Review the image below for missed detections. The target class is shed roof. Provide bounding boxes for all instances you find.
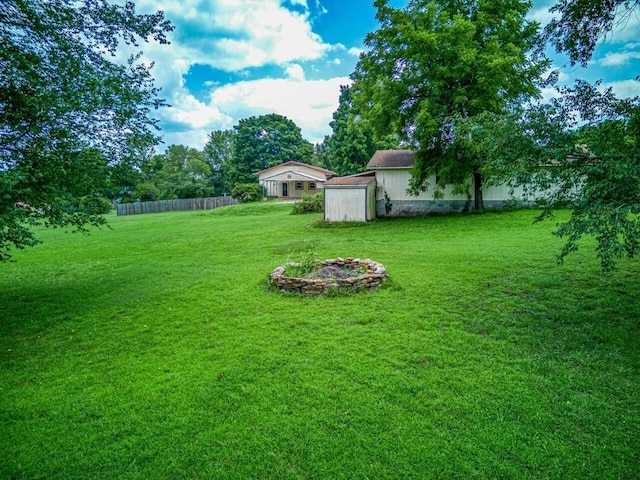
[366,150,415,169]
[325,172,376,186]
[255,161,336,177]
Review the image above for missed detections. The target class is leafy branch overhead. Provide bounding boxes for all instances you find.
[0,0,173,260]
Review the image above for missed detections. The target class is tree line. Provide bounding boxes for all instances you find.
[107,107,395,204]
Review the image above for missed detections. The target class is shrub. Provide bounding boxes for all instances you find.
[232,183,263,203]
[291,193,323,214]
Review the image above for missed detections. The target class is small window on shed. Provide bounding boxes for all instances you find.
[295,181,303,190]
[309,182,316,190]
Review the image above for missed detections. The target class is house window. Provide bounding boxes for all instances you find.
[309,182,316,190]
[295,181,303,190]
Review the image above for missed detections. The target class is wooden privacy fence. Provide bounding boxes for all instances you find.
[116,196,237,216]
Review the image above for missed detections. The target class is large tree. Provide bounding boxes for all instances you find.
[352,0,549,209]
[0,0,172,261]
[227,114,314,186]
[460,81,639,271]
[203,129,235,196]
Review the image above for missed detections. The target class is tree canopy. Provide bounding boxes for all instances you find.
[204,129,235,196]
[352,0,549,208]
[0,0,173,260]
[320,85,398,176]
[481,0,640,271]
[227,114,314,186]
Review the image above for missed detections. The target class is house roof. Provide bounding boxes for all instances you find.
[255,161,336,177]
[325,172,376,186]
[261,170,325,182]
[366,150,415,169]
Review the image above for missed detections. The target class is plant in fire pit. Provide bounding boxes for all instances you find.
[283,249,322,278]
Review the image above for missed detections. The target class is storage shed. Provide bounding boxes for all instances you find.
[324,173,376,222]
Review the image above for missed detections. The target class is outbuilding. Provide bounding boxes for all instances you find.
[324,149,540,222]
[323,172,377,222]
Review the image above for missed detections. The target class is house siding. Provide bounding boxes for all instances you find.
[273,180,321,199]
[374,169,472,215]
[374,170,539,216]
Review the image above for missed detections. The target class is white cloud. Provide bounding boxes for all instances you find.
[599,50,640,66]
[113,1,356,149]
[605,5,640,44]
[285,64,306,81]
[527,6,555,26]
[209,76,351,143]
[136,0,331,72]
[108,0,333,148]
[602,79,640,99]
[539,86,562,102]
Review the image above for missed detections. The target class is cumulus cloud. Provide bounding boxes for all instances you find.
[116,0,362,149]
[209,76,351,143]
[599,50,640,66]
[602,79,640,99]
[605,5,640,44]
[136,0,331,72]
[285,64,306,81]
[527,5,555,26]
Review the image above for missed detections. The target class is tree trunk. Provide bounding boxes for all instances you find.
[473,170,484,211]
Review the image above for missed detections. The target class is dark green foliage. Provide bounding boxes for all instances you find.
[203,129,236,196]
[228,114,314,186]
[320,85,398,176]
[291,193,324,214]
[232,183,264,203]
[0,0,173,260]
[352,0,549,208]
[133,145,213,200]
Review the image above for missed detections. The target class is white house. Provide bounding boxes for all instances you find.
[324,150,534,221]
[256,161,336,199]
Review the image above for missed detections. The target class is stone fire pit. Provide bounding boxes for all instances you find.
[270,257,388,295]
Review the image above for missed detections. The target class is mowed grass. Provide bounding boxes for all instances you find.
[1,203,638,479]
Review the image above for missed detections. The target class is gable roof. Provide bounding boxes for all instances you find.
[255,161,336,177]
[366,150,415,169]
[261,170,325,182]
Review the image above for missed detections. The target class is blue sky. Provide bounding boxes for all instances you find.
[130,0,640,149]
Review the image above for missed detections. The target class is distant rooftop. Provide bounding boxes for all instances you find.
[255,161,336,177]
[366,150,415,169]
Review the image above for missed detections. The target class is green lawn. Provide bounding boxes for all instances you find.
[1,204,638,479]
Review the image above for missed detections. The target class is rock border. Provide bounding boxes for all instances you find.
[270,257,388,295]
